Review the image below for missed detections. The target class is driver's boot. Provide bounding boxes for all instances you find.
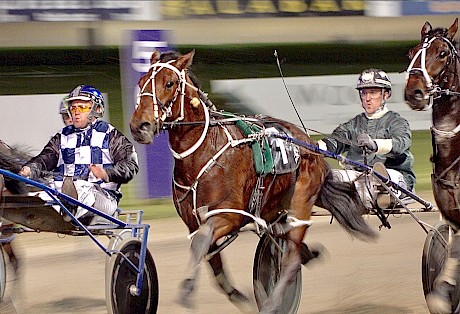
[426,231,460,314]
[372,162,392,209]
[60,176,78,221]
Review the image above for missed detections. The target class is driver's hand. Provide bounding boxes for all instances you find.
[19,166,31,178]
[357,134,378,153]
[90,164,109,182]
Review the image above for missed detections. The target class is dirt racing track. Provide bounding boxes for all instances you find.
[1,196,439,314]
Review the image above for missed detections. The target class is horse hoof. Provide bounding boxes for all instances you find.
[258,306,277,314]
[228,289,256,313]
[300,242,328,266]
[426,292,452,314]
[176,295,194,310]
[177,278,195,309]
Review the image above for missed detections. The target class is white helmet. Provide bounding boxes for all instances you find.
[356,69,392,92]
[59,96,69,114]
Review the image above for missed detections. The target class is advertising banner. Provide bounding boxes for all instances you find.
[162,0,364,19]
[0,1,160,22]
[120,30,173,198]
[402,1,460,16]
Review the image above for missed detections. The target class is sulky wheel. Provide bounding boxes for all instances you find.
[253,234,301,314]
[105,229,135,292]
[106,238,158,314]
[105,229,134,268]
[0,245,5,300]
[422,221,450,298]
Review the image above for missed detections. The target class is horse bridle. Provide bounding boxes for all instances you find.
[137,60,185,124]
[406,35,460,110]
[406,35,460,141]
[136,60,211,159]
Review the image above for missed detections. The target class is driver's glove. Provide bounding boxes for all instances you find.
[357,133,378,153]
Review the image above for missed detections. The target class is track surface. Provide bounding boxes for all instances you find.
[0,206,440,314]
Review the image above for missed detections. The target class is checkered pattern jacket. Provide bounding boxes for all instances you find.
[25,120,138,201]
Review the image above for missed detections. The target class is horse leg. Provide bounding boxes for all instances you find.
[207,252,255,313]
[259,230,304,314]
[2,241,18,272]
[260,159,319,313]
[178,222,214,309]
[300,242,327,266]
[427,228,460,313]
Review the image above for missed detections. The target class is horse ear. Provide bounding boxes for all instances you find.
[175,50,195,70]
[447,18,458,40]
[421,21,432,39]
[150,50,161,65]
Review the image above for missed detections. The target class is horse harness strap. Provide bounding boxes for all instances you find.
[172,115,300,227]
[431,131,460,209]
[173,122,265,225]
[432,124,460,141]
[170,97,211,159]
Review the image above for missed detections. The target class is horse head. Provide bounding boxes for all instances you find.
[404,18,459,111]
[130,49,198,144]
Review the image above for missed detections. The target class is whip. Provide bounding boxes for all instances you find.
[274,50,308,134]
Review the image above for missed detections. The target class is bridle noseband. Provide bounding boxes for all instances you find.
[137,60,186,124]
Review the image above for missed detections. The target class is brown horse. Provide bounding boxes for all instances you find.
[0,140,30,274]
[130,49,377,313]
[404,18,460,313]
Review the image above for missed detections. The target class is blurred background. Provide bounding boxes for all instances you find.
[0,0,458,218]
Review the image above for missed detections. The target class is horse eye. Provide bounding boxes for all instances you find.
[439,51,448,59]
[166,80,174,88]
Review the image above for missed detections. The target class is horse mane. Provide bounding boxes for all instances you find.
[159,50,202,89]
[423,27,460,54]
[426,27,450,39]
[427,27,458,44]
[0,145,31,194]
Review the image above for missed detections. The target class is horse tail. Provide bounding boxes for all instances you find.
[317,170,378,241]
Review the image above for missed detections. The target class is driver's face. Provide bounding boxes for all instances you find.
[69,100,93,129]
[359,88,389,115]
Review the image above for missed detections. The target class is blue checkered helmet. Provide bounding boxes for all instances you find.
[67,85,105,118]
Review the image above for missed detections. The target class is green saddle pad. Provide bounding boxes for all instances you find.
[235,119,273,175]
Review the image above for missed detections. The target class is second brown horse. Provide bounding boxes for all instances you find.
[130,49,377,313]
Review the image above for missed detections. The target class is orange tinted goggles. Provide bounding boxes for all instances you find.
[69,104,92,113]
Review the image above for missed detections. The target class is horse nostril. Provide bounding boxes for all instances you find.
[139,122,152,132]
[414,89,425,101]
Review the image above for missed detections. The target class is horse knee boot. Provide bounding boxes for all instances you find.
[427,257,458,313]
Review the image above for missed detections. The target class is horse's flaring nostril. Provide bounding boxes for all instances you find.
[139,122,152,132]
[414,89,424,101]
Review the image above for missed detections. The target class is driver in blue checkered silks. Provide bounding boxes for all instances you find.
[19,85,139,225]
[317,69,416,210]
